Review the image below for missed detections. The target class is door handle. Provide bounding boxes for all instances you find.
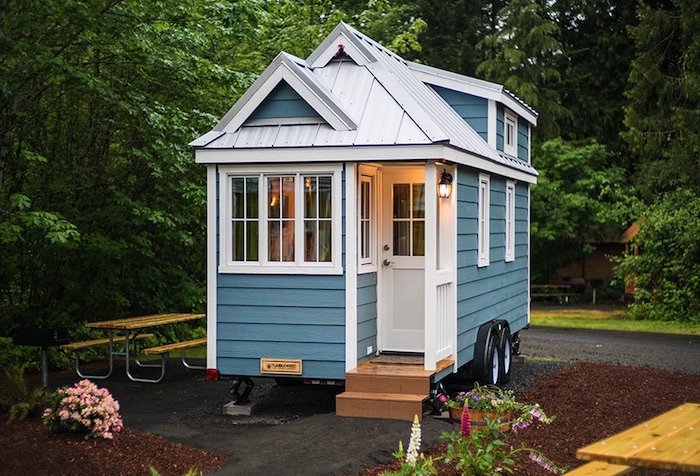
[383,259,394,267]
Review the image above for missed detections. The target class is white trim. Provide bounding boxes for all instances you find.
[358,165,378,273]
[505,181,515,262]
[527,185,532,326]
[218,163,343,275]
[504,111,517,158]
[488,100,497,149]
[216,53,356,134]
[206,165,218,369]
[194,144,538,184]
[345,163,358,372]
[424,163,438,371]
[478,173,490,267]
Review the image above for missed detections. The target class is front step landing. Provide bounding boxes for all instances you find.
[336,391,426,421]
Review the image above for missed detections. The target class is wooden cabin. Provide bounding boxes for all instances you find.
[190,23,539,420]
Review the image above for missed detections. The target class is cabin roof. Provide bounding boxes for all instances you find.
[191,22,537,179]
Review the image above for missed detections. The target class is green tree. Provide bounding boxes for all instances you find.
[552,0,637,155]
[618,0,700,322]
[476,0,571,139]
[0,0,261,331]
[531,138,630,282]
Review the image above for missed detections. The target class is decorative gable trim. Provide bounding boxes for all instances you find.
[307,29,375,67]
[214,52,357,134]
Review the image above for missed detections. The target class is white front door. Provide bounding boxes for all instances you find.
[380,169,425,352]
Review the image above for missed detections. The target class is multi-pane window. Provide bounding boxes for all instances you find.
[231,177,259,262]
[360,175,373,264]
[220,165,341,274]
[392,183,425,257]
[504,112,517,157]
[505,181,515,262]
[478,174,490,267]
[303,175,332,262]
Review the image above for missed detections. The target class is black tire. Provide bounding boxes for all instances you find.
[498,327,513,384]
[473,323,500,385]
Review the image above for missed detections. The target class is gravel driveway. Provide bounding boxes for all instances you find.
[52,326,699,475]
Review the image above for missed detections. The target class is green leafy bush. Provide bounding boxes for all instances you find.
[0,364,48,422]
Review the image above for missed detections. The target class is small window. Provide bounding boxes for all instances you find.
[505,181,515,262]
[478,174,490,267]
[219,164,342,274]
[359,172,376,269]
[504,112,517,157]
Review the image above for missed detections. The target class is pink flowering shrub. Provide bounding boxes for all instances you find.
[42,379,123,440]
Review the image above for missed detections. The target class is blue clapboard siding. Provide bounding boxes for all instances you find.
[216,274,346,379]
[455,168,529,367]
[517,120,529,162]
[430,85,488,141]
[249,81,322,120]
[356,272,378,363]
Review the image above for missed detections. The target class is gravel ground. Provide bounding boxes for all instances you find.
[43,325,698,475]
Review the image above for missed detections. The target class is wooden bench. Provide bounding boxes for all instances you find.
[532,284,574,303]
[564,461,635,475]
[61,333,154,379]
[142,337,207,372]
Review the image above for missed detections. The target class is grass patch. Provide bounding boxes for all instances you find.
[524,355,569,363]
[531,307,700,335]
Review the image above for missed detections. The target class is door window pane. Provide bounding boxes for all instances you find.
[412,221,425,256]
[393,184,410,218]
[412,184,425,218]
[393,221,410,256]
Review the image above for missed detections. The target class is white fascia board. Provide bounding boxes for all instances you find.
[194,144,538,183]
[408,63,538,126]
[216,54,356,134]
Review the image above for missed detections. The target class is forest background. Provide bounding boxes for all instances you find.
[1,0,698,367]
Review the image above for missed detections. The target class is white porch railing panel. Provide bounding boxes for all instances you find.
[435,269,453,362]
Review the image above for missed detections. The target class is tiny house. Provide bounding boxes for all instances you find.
[191,23,538,420]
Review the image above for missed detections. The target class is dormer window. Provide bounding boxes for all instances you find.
[504,112,517,157]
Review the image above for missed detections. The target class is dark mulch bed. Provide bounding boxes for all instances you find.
[1,362,698,475]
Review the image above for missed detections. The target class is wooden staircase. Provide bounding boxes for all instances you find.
[336,358,454,421]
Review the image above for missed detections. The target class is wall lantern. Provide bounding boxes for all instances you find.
[437,169,453,198]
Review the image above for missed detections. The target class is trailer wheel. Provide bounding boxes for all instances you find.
[499,327,513,384]
[473,323,500,385]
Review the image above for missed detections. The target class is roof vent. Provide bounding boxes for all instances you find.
[334,44,348,59]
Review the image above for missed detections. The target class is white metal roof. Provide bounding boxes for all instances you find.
[191,22,537,180]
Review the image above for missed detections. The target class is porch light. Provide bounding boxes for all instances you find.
[437,169,453,198]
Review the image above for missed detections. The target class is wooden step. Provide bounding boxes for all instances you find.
[336,391,426,421]
[345,372,429,395]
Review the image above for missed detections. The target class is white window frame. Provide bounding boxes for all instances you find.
[504,111,517,157]
[358,165,378,273]
[218,164,343,275]
[478,173,490,267]
[505,181,515,262]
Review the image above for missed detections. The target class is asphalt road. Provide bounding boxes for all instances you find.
[520,326,699,374]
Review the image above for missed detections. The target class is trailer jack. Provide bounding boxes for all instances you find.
[229,377,254,405]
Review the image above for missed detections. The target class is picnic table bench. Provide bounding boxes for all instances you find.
[531,284,574,303]
[62,313,206,383]
[564,461,634,475]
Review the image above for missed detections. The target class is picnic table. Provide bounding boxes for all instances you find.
[531,284,573,303]
[62,313,206,383]
[575,403,700,475]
